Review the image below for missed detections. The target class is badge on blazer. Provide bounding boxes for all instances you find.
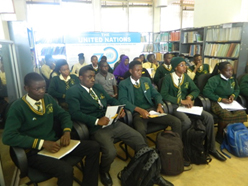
[231,82,235,89]
[46,104,53,114]
[70,79,75,85]
[100,94,105,99]
[144,82,150,90]
[184,82,189,89]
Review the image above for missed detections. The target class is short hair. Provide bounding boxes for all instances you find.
[163,52,171,59]
[179,54,185,57]
[147,54,154,61]
[193,54,201,60]
[78,53,85,60]
[133,57,140,61]
[53,59,68,74]
[24,72,44,86]
[91,55,97,61]
[101,55,107,61]
[129,61,142,69]
[99,60,108,67]
[79,65,94,76]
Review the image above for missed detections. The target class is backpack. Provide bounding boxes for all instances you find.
[183,119,212,164]
[156,131,184,175]
[118,146,161,186]
[221,123,248,158]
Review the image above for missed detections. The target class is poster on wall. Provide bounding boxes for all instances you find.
[64,32,143,68]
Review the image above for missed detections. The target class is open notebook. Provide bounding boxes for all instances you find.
[38,139,80,159]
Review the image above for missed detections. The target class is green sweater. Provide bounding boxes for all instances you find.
[188,64,210,83]
[240,74,248,97]
[66,83,120,134]
[154,64,174,86]
[2,94,72,150]
[203,74,239,102]
[160,73,200,104]
[48,74,79,103]
[134,86,151,110]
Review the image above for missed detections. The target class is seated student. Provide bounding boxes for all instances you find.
[139,54,147,63]
[95,61,117,98]
[71,53,87,76]
[2,72,100,186]
[123,57,151,80]
[113,55,129,84]
[154,53,173,86]
[240,73,248,99]
[143,54,159,78]
[86,55,99,73]
[118,61,182,143]
[48,59,79,110]
[187,54,212,85]
[100,55,113,73]
[113,54,125,70]
[203,62,247,143]
[160,57,226,161]
[66,66,172,186]
[40,54,55,80]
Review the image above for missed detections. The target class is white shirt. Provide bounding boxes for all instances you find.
[220,74,229,81]
[25,94,44,150]
[130,77,140,85]
[171,72,183,86]
[59,74,71,82]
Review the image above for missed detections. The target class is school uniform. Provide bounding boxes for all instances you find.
[66,83,146,172]
[48,74,79,109]
[142,62,159,78]
[118,77,182,142]
[187,64,210,84]
[71,62,87,76]
[154,63,174,86]
[240,73,248,97]
[2,94,100,186]
[203,74,247,124]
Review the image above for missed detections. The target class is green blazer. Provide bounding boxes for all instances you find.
[240,74,248,97]
[118,77,163,113]
[66,83,120,134]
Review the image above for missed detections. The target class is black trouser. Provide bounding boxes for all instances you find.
[27,140,100,186]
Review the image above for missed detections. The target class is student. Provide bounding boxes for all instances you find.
[139,54,147,63]
[113,54,125,70]
[203,61,247,143]
[123,57,151,80]
[48,59,79,110]
[65,66,151,186]
[2,72,100,186]
[160,57,226,161]
[95,61,118,98]
[87,55,99,73]
[113,55,129,84]
[240,73,248,99]
[71,53,87,76]
[143,54,159,78]
[154,53,174,86]
[40,54,55,80]
[118,61,182,143]
[100,55,113,73]
[187,54,211,85]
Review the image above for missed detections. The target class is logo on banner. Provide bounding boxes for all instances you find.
[94,47,118,64]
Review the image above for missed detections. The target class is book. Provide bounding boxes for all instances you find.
[218,100,246,111]
[177,106,203,116]
[38,139,81,159]
[103,105,125,128]
[141,110,167,118]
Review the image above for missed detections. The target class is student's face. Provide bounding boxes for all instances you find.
[79,58,85,64]
[100,62,109,74]
[124,59,129,66]
[91,57,98,67]
[149,55,155,62]
[79,70,95,88]
[175,62,187,75]
[164,54,173,64]
[194,56,202,66]
[60,64,70,77]
[221,64,233,79]
[25,80,46,101]
[140,55,145,62]
[129,64,142,81]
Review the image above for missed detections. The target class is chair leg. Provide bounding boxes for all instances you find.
[117,142,131,161]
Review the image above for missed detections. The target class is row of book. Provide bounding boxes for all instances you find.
[40,46,66,56]
[204,58,237,73]
[160,43,179,52]
[141,35,148,42]
[206,27,242,41]
[182,31,203,43]
[154,32,181,42]
[204,43,240,58]
[143,44,154,52]
[189,45,202,56]
[170,32,180,41]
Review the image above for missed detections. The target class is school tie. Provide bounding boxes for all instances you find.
[177,78,182,105]
[89,88,103,109]
[35,102,41,111]
[135,81,139,86]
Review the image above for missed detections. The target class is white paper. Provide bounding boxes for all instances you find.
[103,105,125,128]
[148,110,167,118]
[176,106,203,116]
[218,100,246,111]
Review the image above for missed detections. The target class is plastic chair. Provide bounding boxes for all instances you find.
[9,121,85,186]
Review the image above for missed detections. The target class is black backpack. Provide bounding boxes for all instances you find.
[118,146,162,186]
[183,118,212,164]
[156,131,184,175]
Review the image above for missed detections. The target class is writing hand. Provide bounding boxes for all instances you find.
[43,141,60,153]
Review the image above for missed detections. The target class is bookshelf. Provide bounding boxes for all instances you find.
[203,22,248,76]
[141,32,153,53]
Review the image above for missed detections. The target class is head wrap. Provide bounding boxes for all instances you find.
[171,57,185,70]
[113,55,129,79]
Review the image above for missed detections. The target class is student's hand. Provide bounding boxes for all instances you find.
[43,141,61,153]
[156,104,164,113]
[136,107,150,119]
[118,109,125,118]
[97,117,110,126]
[229,95,234,103]
[181,98,193,108]
[60,132,71,147]
[221,98,231,104]
[118,77,124,80]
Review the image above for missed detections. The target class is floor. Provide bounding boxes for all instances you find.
[1,126,248,186]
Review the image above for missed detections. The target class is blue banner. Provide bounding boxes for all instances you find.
[65,32,141,44]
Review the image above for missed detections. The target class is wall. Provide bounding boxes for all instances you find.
[194,0,245,27]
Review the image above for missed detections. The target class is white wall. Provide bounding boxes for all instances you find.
[194,0,245,27]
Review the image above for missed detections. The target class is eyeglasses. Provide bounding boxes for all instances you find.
[177,63,187,67]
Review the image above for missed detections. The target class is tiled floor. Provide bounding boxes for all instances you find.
[1,127,248,186]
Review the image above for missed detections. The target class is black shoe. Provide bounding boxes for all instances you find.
[156,176,174,186]
[100,171,113,186]
[216,133,223,144]
[209,150,226,161]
